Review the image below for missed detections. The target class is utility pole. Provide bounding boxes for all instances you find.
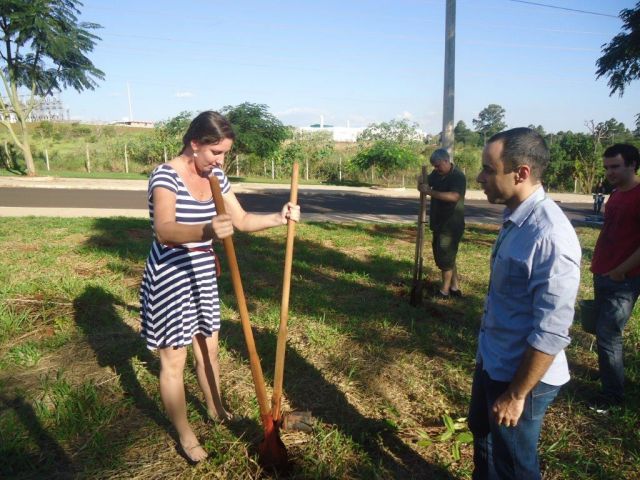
[127,82,134,122]
[441,0,456,159]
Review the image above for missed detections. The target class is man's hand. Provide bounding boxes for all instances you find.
[492,391,525,427]
[417,181,431,195]
[606,267,626,282]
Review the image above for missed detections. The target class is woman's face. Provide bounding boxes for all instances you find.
[192,138,233,175]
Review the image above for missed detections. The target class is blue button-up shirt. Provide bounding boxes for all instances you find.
[478,187,581,386]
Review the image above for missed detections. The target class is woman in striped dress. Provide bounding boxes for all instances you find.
[139,111,300,463]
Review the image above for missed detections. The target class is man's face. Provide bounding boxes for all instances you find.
[603,154,635,188]
[431,159,451,176]
[476,141,516,205]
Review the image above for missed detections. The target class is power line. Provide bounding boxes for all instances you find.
[506,0,618,18]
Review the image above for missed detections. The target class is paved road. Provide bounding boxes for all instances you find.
[0,186,596,225]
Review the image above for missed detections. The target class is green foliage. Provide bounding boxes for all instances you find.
[353,140,420,182]
[473,104,507,141]
[418,415,473,462]
[0,1,104,95]
[527,124,547,137]
[156,110,193,138]
[6,342,41,367]
[453,147,481,183]
[0,0,104,175]
[546,141,576,191]
[35,372,119,443]
[357,118,424,145]
[286,130,335,180]
[221,102,288,161]
[454,120,480,146]
[555,131,603,193]
[596,3,640,96]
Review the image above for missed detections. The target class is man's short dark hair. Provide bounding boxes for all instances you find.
[487,127,549,180]
[603,143,640,172]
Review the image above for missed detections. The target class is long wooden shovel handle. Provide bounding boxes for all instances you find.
[410,165,428,306]
[209,176,271,419]
[272,162,299,421]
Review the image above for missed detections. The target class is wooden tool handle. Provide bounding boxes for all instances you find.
[209,175,271,417]
[271,162,299,421]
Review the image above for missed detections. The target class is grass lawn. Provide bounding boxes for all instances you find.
[0,217,638,479]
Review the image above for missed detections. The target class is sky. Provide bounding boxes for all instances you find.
[60,0,640,134]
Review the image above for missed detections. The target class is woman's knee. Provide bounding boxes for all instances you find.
[159,347,187,374]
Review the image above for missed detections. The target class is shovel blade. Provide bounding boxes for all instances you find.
[258,415,289,471]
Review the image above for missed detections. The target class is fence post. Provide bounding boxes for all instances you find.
[306,158,309,181]
[339,156,342,182]
[271,158,275,179]
[236,155,240,177]
[85,144,91,173]
[124,144,129,173]
[163,146,168,163]
[45,148,50,171]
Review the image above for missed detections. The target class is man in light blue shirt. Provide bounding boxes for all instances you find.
[469,128,581,480]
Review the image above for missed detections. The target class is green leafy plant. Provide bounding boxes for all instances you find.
[418,414,474,462]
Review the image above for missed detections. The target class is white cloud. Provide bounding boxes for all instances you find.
[275,106,319,116]
[176,91,194,98]
[398,111,414,120]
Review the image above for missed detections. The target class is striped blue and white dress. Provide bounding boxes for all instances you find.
[139,164,230,350]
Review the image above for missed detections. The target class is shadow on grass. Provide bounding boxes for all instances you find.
[0,394,75,479]
[221,319,457,479]
[71,285,240,471]
[81,217,487,475]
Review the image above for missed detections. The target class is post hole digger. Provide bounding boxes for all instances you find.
[271,163,314,434]
[410,165,428,306]
[209,163,311,470]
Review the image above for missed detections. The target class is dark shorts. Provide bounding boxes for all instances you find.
[432,229,463,271]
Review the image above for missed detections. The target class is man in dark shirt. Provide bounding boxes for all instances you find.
[417,148,466,297]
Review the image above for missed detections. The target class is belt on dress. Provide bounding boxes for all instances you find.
[163,243,221,277]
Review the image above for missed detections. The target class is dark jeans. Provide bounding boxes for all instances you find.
[468,365,560,480]
[593,273,640,403]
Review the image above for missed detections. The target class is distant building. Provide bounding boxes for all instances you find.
[110,120,155,128]
[0,95,68,123]
[296,115,428,143]
[298,125,366,143]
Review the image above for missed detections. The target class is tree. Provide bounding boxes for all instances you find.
[473,104,507,143]
[598,117,630,143]
[0,0,104,175]
[596,2,640,96]
[352,140,420,184]
[220,102,288,175]
[287,130,334,180]
[635,113,640,137]
[454,120,479,146]
[527,124,547,138]
[357,118,424,145]
[555,126,605,194]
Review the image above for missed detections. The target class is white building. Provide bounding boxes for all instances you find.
[298,125,366,142]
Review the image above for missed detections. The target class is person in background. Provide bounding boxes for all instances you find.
[470,127,581,479]
[592,179,606,215]
[417,148,466,298]
[139,111,300,463]
[590,143,640,409]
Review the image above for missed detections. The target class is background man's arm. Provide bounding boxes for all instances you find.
[607,245,640,281]
[417,183,461,203]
